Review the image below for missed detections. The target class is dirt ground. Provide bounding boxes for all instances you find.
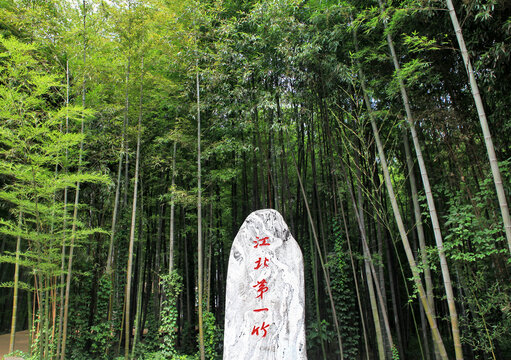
[0,330,29,359]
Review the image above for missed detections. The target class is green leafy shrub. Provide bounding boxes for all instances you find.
[202,311,219,359]
[159,271,183,358]
[327,219,361,358]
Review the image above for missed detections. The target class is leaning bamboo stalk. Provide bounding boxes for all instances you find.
[338,199,370,360]
[363,95,449,359]
[342,152,395,356]
[291,150,345,359]
[403,130,438,360]
[352,23,448,358]
[402,131,435,310]
[354,151,386,360]
[365,97,449,359]
[377,1,463,355]
[366,250,386,360]
[445,0,511,254]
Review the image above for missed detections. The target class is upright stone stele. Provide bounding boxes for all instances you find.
[223,209,307,359]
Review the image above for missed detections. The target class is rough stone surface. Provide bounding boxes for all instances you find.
[223,209,307,360]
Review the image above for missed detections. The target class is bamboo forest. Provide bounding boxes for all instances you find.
[0,0,510,359]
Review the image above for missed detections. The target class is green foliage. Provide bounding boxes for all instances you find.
[0,33,108,358]
[201,311,219,360]
[67,274,94,360]
[457,273,511,356]
[392,344,400,360]
[306,318,334,352]
[402,32,441,53]
[443,163,509,262]
[159,271,184,358]
[440,160,511,353]
[172,354,199,360]
[89,275,115,359]
[327,219,360,359]
[141,301,161,354]
[4,350,29,359]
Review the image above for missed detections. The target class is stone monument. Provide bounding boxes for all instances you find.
[223,209,307,359]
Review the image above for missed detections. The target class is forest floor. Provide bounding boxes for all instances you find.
[0,330,29,359]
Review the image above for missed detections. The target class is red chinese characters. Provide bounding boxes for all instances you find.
[251,236,271,337]
[253,236,270,248]
[254,257,269,270]
[251,322,270,337]
[253,279,269,300]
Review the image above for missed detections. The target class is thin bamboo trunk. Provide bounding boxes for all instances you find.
[169,141,176,274]
[106,70,128,274]
[310,115,328,272]
[123,1,133,208]
[385,235,405,359]
[43,277,50,358]
[352,20,447,359]
[206,201,213,313]
[184,214,191,325]
[8,212,22,354]
[61,185,82,360]
[124,55,144,360]
[130,57,145,359]
[362,92,449,359]
[369,106,448,359]
[367,259,385,360]
[403,130,437,360]
[251,83,261,210]
[309,225,327,360]
[419,294,432,360]
[51,275,57,358]
[38,274,44,360]
[131,231,145,359]
[344,152,395,356]
[61,2,86,356]
[196,59,205,360]
[56,58,70,360]
[355,149,385,360]
[339,199,370,360]
[376,1,463,355]
[269,107,278,211]
[291,150,345,359]
[445,0,511,254]
[28,285,32,356]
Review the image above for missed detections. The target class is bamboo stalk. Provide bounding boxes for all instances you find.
[352,21,448,358]
[61,2,87,357]
[169,141,176,274]
[445,0,511,255]
[196,57,205,360]
[8,212,22,354]
[291,150,345,359]
[129,55,145,360]
[376,0,463,355]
